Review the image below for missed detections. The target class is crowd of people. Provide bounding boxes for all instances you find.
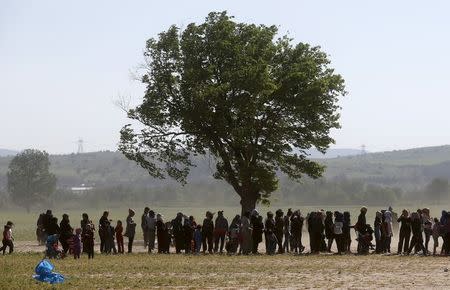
[3,206,450,258]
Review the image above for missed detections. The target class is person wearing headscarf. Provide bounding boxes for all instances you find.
[383,211,393,253]
[240,211,252,255]
[99,211,109,253]
[156,214,168,253]
[172,212,184,254]
[59,214,73,254]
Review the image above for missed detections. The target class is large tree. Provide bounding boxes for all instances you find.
[7,149,56,211]
[119,12,346,214]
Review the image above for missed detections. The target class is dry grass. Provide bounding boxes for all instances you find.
[2,252,450,289]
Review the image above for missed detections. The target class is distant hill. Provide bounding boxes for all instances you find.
[1,145,450,192]
[0,149,18,157]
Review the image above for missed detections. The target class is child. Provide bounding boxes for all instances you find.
[194,224,202,254]
[115,220,124,254]
[432,218,441,256]
[73,228,82,259]
[1,221,14,255]
[84,224,95,259]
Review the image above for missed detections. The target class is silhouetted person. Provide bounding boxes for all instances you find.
[397,209,411,254]
[125,209,136,253]
[275,209,284,254]
[214,211,228,253]
[99,211,109,253]
[172,212,184,254]
[202,211,214,254]
[251,211,263,254]
[59,214,73,254]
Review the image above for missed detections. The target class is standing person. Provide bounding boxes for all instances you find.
[1,221,14,255]
[156,214,167,253]
[333,212,344,254]
[36,213,46,245]
[251,211,263,254]
[240,211,252,255]
[99,211,109,253]
[374,211,382,253]
[422,208,432,255]
[343,211,351,253]
[202,211,214,254]
[83,224,95,259]
[194,224,202,254]
[290,212,301,253]
[397,209,411,255]
[73,228,82,259]
[274,209,284,254]
[354,207,367,254]
[115,220,124,254]
[283,209,292,253]
[81,213,92,254]
[408,212,427,255]
[42,210,53,241]
[105,221,117,254]
[440,211,449,254]
[432,217,441,256]
[227,215,240,255]
[172,213,184,254]
[59,214,73,254]
[147,210,157,253]
[183,216,194,254]
[125,209,136,253]
[214,211,228,253]
[141,207,150,249]
[325,211,334,252]
[264,212,275,254]
[383,211,393,253]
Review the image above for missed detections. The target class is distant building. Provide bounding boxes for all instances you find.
[70,184,93,195]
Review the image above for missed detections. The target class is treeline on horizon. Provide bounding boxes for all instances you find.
[0,175,449,209]
[1,148,450,209]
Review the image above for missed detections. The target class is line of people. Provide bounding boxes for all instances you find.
[12,205,450,258]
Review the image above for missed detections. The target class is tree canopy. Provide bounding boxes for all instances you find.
[119,11,346,214]
[7,149,56,211]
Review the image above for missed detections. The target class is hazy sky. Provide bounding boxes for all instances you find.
[1,0,450,154]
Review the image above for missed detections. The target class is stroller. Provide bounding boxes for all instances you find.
[45,234,65,259]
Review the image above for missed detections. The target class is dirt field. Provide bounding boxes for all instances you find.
[2,251,450,289]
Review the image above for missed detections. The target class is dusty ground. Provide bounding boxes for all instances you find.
[2,251,450,289]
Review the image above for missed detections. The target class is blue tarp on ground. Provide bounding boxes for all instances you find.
[33,259,65,284]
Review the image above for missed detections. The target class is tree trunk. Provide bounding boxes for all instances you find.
[240,195,258,217]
